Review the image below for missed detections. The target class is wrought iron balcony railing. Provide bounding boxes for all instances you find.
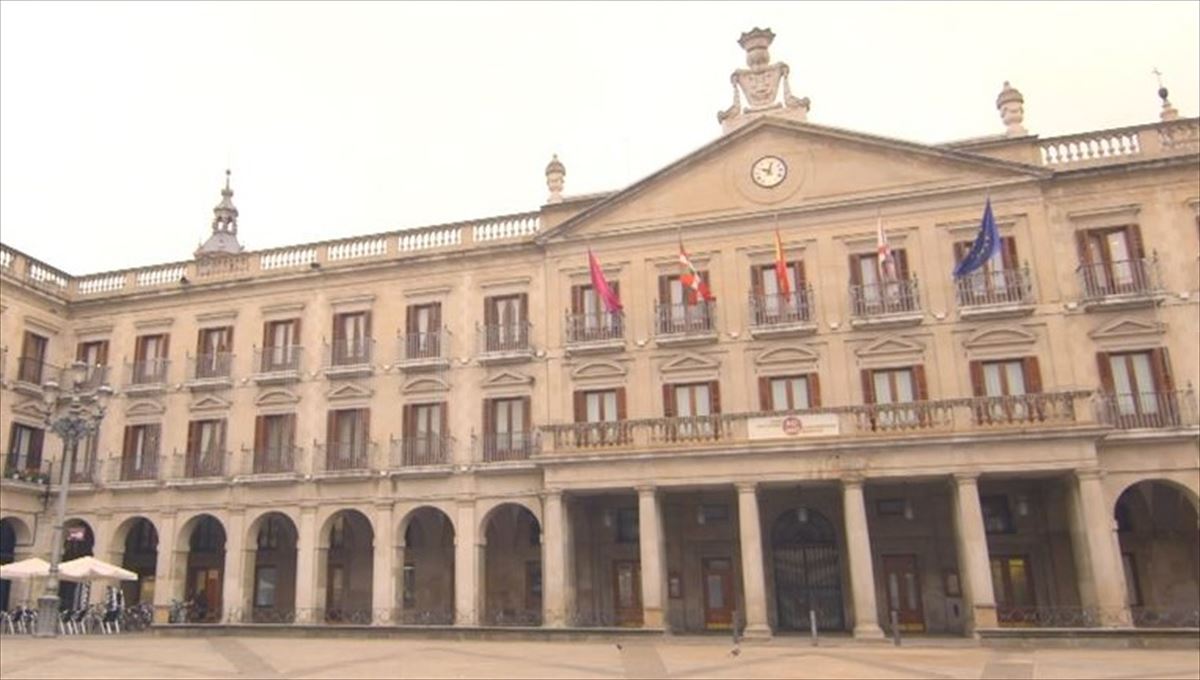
[188,352,234,381]
[114,453,160,482]
[955,267,1034,308]
[850,278,921,318]
[317,442,375,473]
[178,449,229,479]
[15,357,57,387]
[1077,257,1162,301]
[477,321,533,355]
[325,338,374,368]
[254,345,304,375]
[655,301,716,336]
[3,452,51,485]
[397,330,448,362]
[76,363,110,391]
[749,288,815,328]
[248,446,302,475]
[480,432,538,463]
[127,358,170,386]
[389,435,453,467]
[1096,389,1197,430]
[564,311,625,345]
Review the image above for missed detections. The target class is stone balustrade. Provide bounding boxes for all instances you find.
[1038,118,1198,168]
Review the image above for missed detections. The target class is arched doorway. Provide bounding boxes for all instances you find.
[184,515,226,622]
[398,507,455,624]
[483,503,542,626]
[0,517,29,611]
[59,519,95,611]
[1114,480,1200,627]
[247,512,298,623]
[772,508,844,631]
[118,517,158,605]
[321,510,373,623]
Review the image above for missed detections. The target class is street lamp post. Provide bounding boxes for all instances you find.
[34,361,112,637]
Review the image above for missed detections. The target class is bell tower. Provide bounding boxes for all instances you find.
[194,169,244,258]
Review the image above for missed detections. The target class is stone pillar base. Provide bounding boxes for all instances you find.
[852,624,886,639]
[971,604,998,630]
[741,623,773,641]
[642,608,664,628]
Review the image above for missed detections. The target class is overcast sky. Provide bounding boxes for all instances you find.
[1,1,1197,275]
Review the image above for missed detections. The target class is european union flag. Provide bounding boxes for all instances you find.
[953,198,999,279]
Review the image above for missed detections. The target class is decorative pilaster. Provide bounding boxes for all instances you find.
[454,500,480,626]
[842,476,884,638]
[371,502,395,625]
[637,485,668,629]
[221,509,245,622]
[951,473,998,632]
[293,504,319,621]
[736,482,771,639]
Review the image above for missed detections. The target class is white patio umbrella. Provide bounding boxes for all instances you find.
[0,557,50,580]
[58,556,138,582]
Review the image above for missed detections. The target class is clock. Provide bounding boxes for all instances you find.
[751,156,788,188]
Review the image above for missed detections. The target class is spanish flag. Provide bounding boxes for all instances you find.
[773,229,791,303]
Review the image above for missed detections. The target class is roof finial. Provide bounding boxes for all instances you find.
[545,154,565,204]
[996,81,1027,137]
[1153,68,1179,122]
[195,169,244,259]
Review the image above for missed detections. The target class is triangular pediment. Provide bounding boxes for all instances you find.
[660,351,721,374]
[255,388,300,407]
[539,117,1046,243]
[126,400,166,417]
[483,370,534,388]
[1088,316,1165,341]
[754,345,819,367]
[570,360,628,381]
[856,335,925,359]
[10,398,50,420]
[402,376,450,394]
[964,324,1038,349]
[189,394,231,412]
[326,382,375,401]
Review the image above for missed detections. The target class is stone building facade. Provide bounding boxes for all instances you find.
[1,29,1198,638]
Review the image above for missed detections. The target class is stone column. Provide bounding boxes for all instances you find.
[371,502,395,625]
[221,509,245,622]
[736,482,771,639]
[541,489,571,627]
[151,512,177,623]
[842,477,884,638]
[293,504,319,623]
[1073,469,1131,627]
[637,485,668,629]
[951,473,998,632]
[454,500,480,626]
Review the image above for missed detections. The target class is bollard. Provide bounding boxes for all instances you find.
[890,610,901,647]
[809,609,818,647]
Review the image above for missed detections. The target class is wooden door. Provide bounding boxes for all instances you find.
[188,566,222,622]
[882,554,925,632]
[612,560,643,626]
[701,558,735,630]
[990,555,1036,626]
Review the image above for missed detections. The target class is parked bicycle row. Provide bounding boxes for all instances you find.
[0,602,154,635]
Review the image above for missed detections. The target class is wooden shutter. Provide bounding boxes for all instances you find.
[123,426,136,457]
[292,319,302,348]
[187,421,199,457]
[750,265,764,296]
[969,361,986,397]
[262,321,272,349]
[285,414,297,447]
[758,377,773,411]
[1001,237,1019,270]
[75,342,86,362]
[953,241,968,265]
[254,416,266,454]
[402,404,413,437]
[484,298,498,327]
[133,336,145,363]
[1126,225,1146,260]
[658,274,671,305]
[159,335,169,360]
[570,285,585,315]
[440,402,449,437]
[217,419,227,455]
[1075,232,1093,265]
[326,410,337,450]
[482,399,495,436]
[360,408,371,448]
[196,329,206,356]
[616,387,627,420]
[894,249,910,279]
[332,314,345,343]
[1150,348,1175,393]
[662,384,676,418]
[793,261,806,287]
[147,425,161,457]
[430,303,442,332]
[1096,353,1115,393]
[405,306,416,335]
[1023,357,1043,393]
[808,373,822,408]
[363,312,373,343]
[20,332,34,360]
[29,428,44,459]
[861,370,876,404]
[700,270,712,300]
[517,294,529,323]
[912,365,929,401]
[849,255,863,286]
[709,381,722,414]
[521,396,531,432]
[573,391,586,423]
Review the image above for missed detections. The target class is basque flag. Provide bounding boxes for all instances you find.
[953,198,999,279]
[679,243,714,304]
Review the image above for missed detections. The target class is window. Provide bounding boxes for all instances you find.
[759,374,819,411]
[484,397,531,460]
[663,381,721,439]
[657,273,712,333]
[257,516,282,551]
[405,303,442,358]
[402,402,446,464]
[186,419,226,477]
[1077,225,1148,295]
[253,414,296,473]
[484,295,528,351]
[262,319,300,371]
[1098,349,1176,425]
[955,237,1020,304]
[254,566,277,608]
[329,515,347,549]
[850,250,915,314]
[72,433,100,481]
[969,358,1042,423]
[332,311,371,364]
[17,331,48,384]
[121,424,160,480]
[568,284,622,341]
[615,508,639,544]
[861,366,927,428]
[133,334,169,383]
[1121,553,1143,607]
[326,409,370,467]
[402,564,416,608]
[751,261,806,322]
[195,327,232,378]
[876,499,907,517]
[6,424,44,471]
[573,388,627,445]
[525,560,542,611]
[981,495,1015,534]
[75,340,109,387]
[698,504,729,524]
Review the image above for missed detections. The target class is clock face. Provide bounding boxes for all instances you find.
[751,156,788,188]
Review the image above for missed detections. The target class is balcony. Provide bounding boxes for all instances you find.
[165,450,230,488]
[538,391,1095,457]
[389,435,453,470]
[125,358,170,395]
[314,442,376,481]
[323,339,374,379]
[107,453,161,489]
[185,352,233,390]
[749,288,817,338]
[654,301,718,346]
[68,454,99,486]
[564,311,625,354]
[477,321,535,364]
[480,432,539,463]
[395,331,450,371]
[253,345,304,384]
[955,267,1035,319]
[238,446,304,484]
[77,364,110,391]
[849,278,923,328]
[12,358,58,397]
[1096,389,1197,430]
[2,452,52,488]
[1077,257,1164,310]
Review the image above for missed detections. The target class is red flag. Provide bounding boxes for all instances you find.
[587,249,623,313]
[773,229,791,303]
[678,243,714,304]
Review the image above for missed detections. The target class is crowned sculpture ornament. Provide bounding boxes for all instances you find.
[996,81,1027,137]
[545,154,565,204]
[717,28,810,133]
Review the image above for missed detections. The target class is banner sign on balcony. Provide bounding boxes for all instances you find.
[748,414,840,440]
[67,526,87,541]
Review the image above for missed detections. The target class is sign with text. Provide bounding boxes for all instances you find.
[748,413,840,440]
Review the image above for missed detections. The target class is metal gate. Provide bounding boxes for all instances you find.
[772,509,844,631]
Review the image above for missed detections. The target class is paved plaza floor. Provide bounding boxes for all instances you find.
[1,634,1198,679]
